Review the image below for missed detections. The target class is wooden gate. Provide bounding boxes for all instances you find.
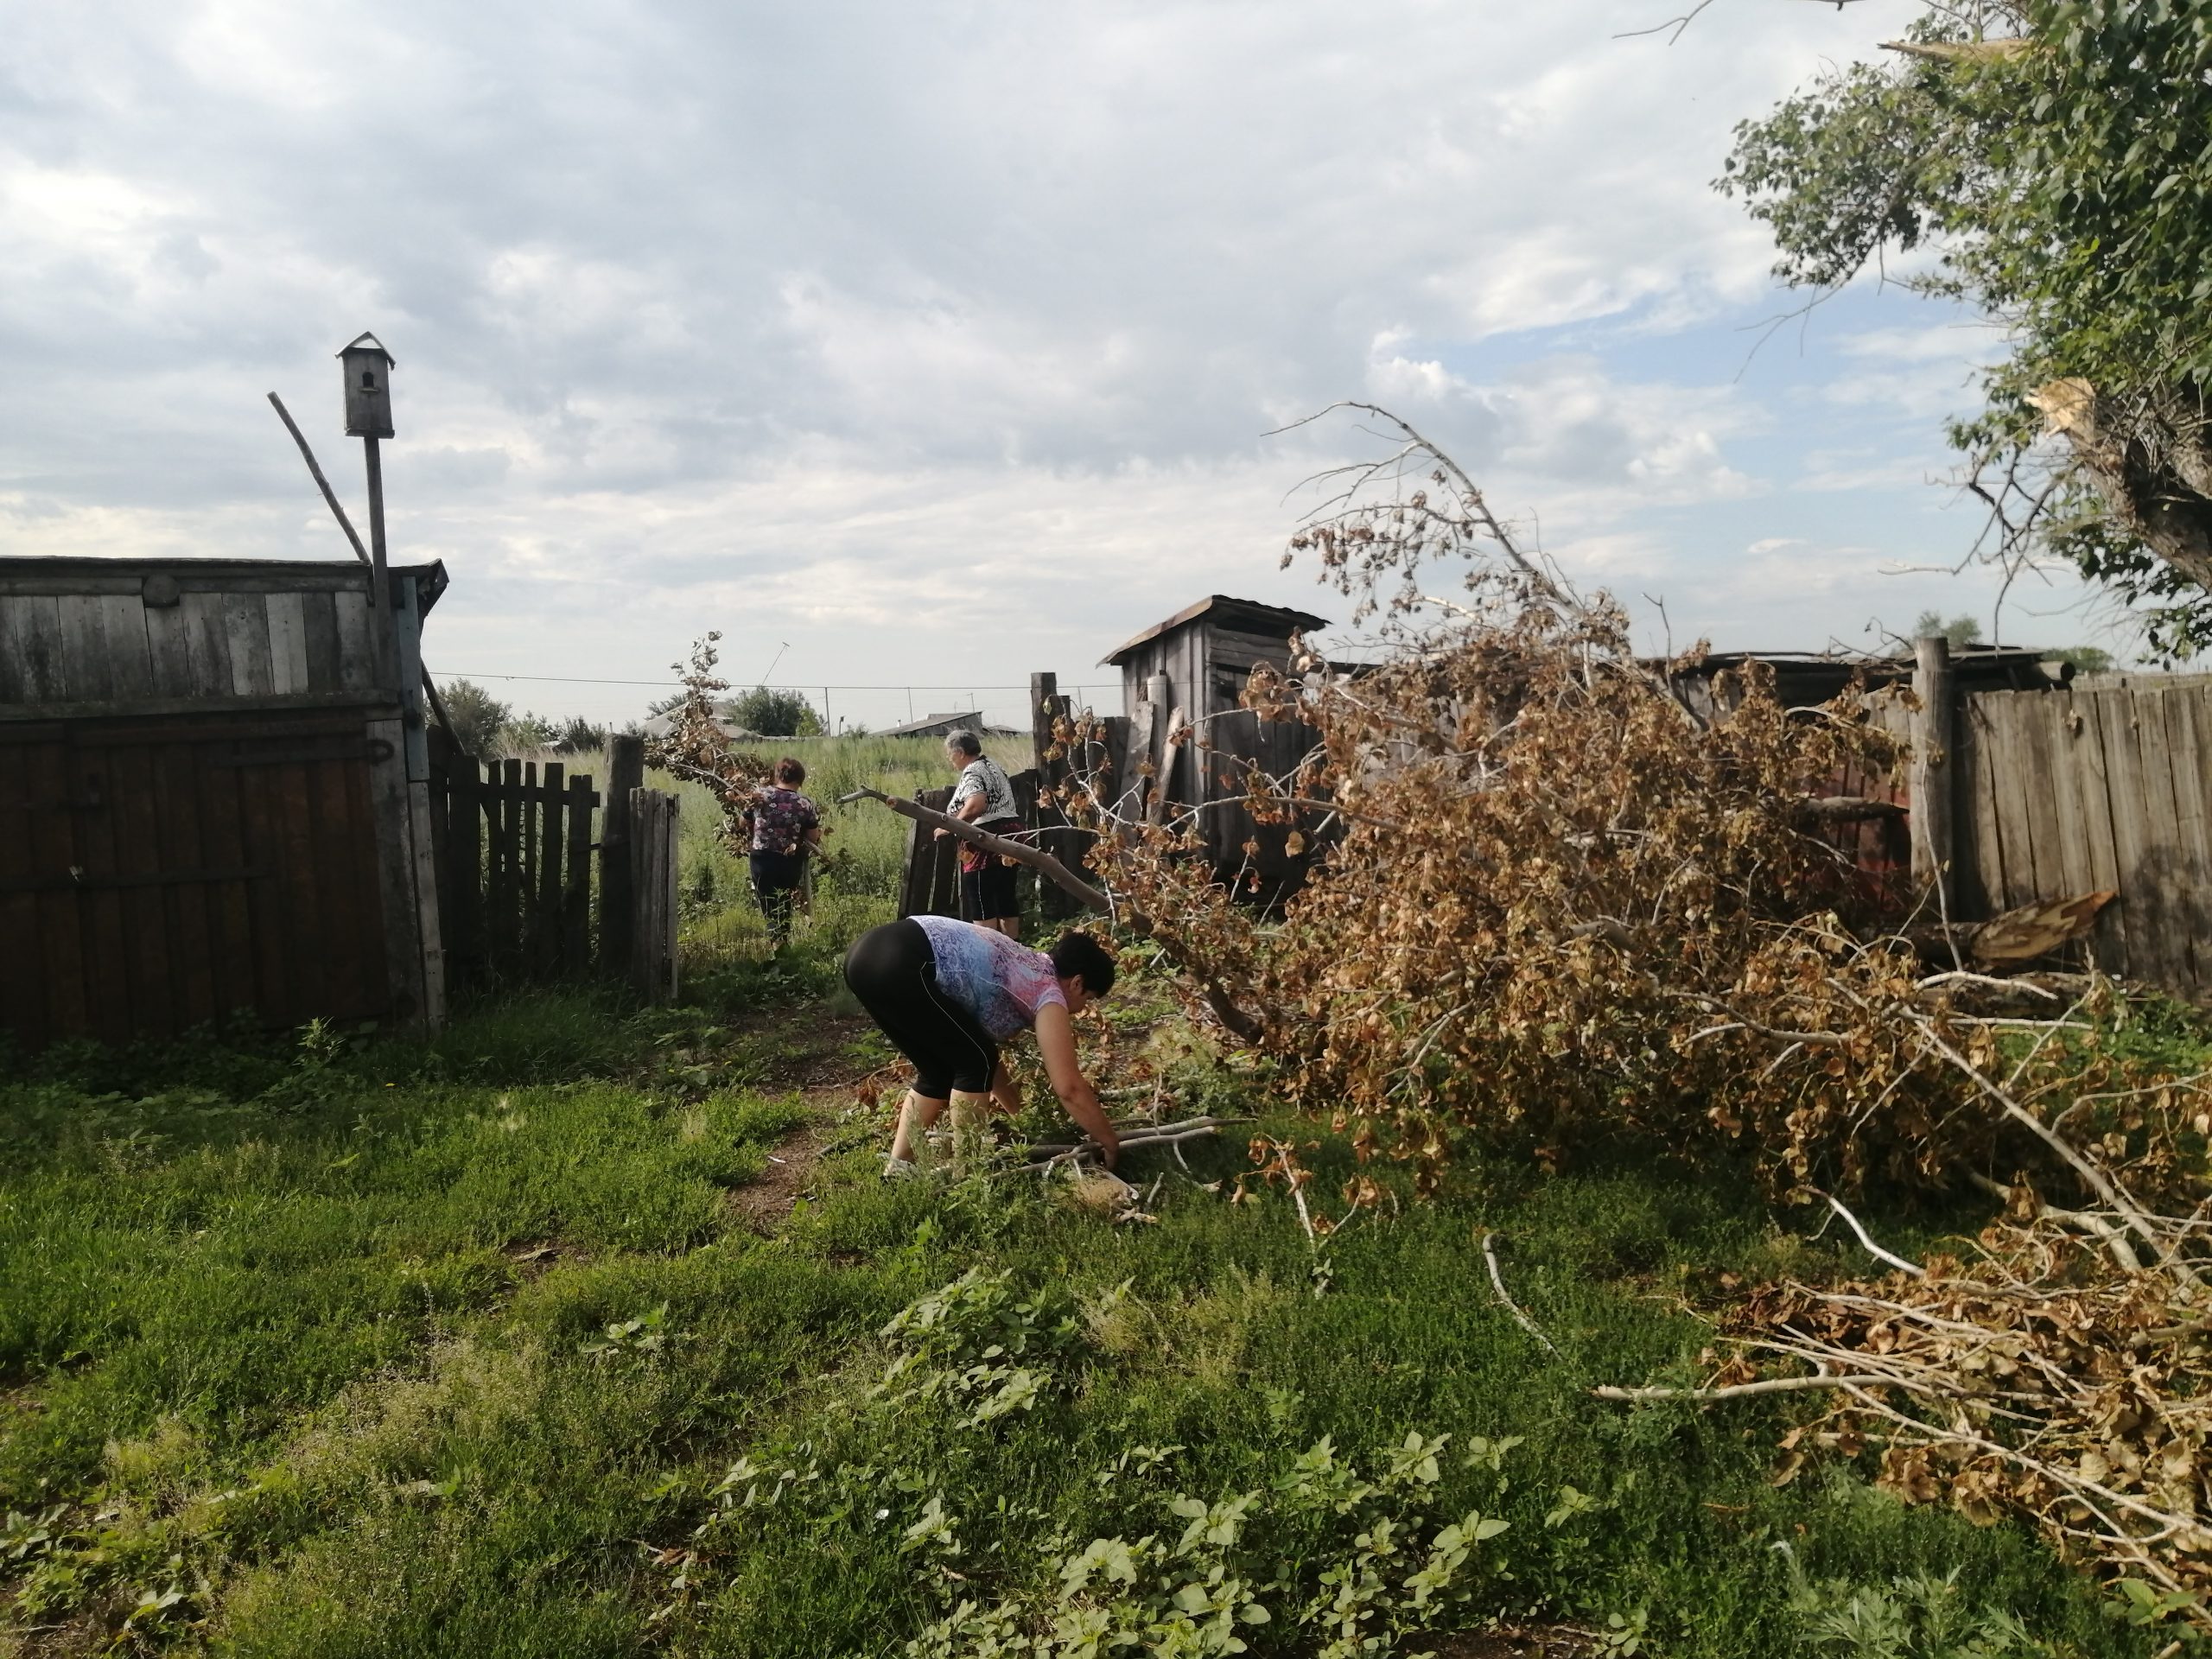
[433,756,601,993]
[0,711,393,1048]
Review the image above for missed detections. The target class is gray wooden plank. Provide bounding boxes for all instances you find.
[395,577,428,782]
[2091,690,2155,984]
[1979,695,2033,911]
[98,594,155,698]
[0,601,24,703]
[57,595,111,702]
[178,592,232,696]
[7,596,66,702]
[300,591,341,690]
[2040,694,2096,905]
[2015,693,2065,904]
[224,593,273,696]
[405,774,445,1028]
[334,591,374,690]
[142,595,194,698]
[2133,689,2192,995]
[1957,696,2004,918]
[264,593,311,695]
[2162,690,2212,992]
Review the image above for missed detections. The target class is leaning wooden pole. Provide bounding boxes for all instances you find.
[840,785,1264,1040]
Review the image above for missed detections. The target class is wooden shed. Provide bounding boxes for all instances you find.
[1099,594,1330,881]
[0,556,448,1050]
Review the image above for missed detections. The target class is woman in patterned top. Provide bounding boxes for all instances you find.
[937,729,1026,938]
[842,918,1119,1178]
[743,757,822,948]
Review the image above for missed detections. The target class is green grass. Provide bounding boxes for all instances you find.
[0,987,2168,1657]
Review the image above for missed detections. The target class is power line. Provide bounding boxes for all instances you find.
[437,671,1116,692]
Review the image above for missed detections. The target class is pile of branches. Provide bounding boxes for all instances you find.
[1039,404,2212,1613]
[1062,405,2096,1199]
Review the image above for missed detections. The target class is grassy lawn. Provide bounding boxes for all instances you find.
[0,925,2171,1656]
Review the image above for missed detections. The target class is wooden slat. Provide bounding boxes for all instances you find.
[2037,695,2097,913]
[2014,694,2066,906]
[305,753,370,1016]
[194,734,260,1020]
[264,593,311,695]
[153,740,218,1031]
[21,739,88,1037]
[497,757,524,972]
[9,596,67,702]
[334,590,375,690]
[99,595,156,698]
[0,741,47,1046]
[564,773,593,974]
[2062,694,2128,974]
[143,596,195,698]
[537,761,565,974]
[340,736,393,1020]
[2132,689,2193,995]
[179,591,232,696]
[2090,690,2154,983]
[224,594,274,697]
[1981,695,2037,910]
[100,742,172,1037]
[520,760,540,963]
[69,737,134,1041]
[0,603,23,703]
[299,590,342,691]
[58,596,111,704]
[2163,690,2212,991]
[629,788,679,1001]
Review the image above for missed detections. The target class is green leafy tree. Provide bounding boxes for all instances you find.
[1910,609,1985,651]
[1721,1,2212,660]
[437,678,513,758]
[722,685,823,738]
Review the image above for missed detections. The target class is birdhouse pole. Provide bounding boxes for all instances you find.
[339,332,399,691]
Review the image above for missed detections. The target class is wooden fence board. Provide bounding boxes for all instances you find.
[2131,689,2193,994]
[1959,696,2006,919]
[537,762,566,975]
[2015,694,2067,908]
[2162,690,2212,990]
[630,788,679,1001]
[98,595,154,699]
[2091,690,2156,983]
[564,775,593,973]
[2065,694,2128,974]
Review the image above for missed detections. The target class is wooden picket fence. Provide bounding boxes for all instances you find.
[429,734,679,1001]
[894,771,1042,920]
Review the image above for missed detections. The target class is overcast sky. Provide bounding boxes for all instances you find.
[1,0,2111,730]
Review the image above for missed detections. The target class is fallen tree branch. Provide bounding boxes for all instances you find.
[1815,1190,1927,1278]
[1593,1372,1933,1403]
[1482,1230,1560,1356]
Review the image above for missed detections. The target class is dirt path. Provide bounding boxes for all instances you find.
[721,1007,885,1233]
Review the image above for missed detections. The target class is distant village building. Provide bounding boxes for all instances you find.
[878,709,1019,740]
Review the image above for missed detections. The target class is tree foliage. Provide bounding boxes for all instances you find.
[437,678,512,758]
[1721,0,2212,658]
[724,684,823,738]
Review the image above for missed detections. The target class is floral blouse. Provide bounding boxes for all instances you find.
[744,785,819,857]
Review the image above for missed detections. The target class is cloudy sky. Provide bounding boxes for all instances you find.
[1,0,2111,731]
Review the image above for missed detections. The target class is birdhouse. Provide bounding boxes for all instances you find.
[338,332,396,439]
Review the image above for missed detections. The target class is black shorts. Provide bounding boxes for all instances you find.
[959,820,1024,921]
[842,919,998,1101]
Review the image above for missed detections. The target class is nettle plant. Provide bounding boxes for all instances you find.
[908,1430,1517,1659]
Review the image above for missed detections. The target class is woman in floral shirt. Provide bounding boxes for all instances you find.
[742,757,822,948]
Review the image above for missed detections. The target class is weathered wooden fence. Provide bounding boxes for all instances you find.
[1957,680,2212,996]
[894,772,1041,921]
[429,735,681,1003]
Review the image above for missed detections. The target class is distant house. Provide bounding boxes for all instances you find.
[878,710,1019,740]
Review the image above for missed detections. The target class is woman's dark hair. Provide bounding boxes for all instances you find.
[1048,931,1116,996]
[774,756,806,785]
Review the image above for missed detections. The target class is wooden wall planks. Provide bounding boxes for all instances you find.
[1958,684,2212,999]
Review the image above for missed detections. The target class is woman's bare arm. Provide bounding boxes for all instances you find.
[1033,1004,1118,1166]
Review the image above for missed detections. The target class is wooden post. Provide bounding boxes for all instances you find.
[1031,671,1079,918]
[1143,670,1171,825]
[363,435,397,695]
[601,734,645,974]
[629,787,679,1001]
[538,760,565,973]
[1911,635,1959,915]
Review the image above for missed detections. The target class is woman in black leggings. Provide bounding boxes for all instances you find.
[843,917,1119,1177]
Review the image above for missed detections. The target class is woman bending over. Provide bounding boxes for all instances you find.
[843,917,1118,1178]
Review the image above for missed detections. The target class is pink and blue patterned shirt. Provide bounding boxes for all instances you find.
[913,914,1067,1039]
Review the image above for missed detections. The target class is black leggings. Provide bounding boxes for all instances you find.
[842,919,998,1101]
